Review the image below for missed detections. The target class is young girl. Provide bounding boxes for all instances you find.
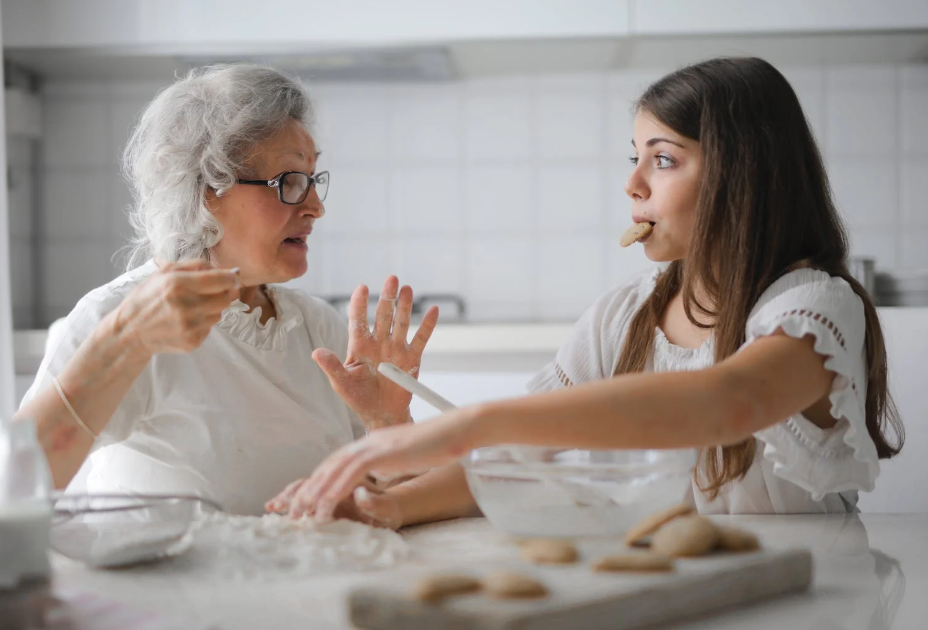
[269,56,904,525]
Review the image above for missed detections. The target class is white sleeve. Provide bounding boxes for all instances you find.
[526,267,660,394]
[743,270,879,500]
[20,290,150,446]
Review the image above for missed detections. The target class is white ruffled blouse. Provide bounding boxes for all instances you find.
[527,266,878,514]
[21,261,365,515]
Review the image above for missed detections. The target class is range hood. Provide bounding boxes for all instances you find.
[6,30,928,84]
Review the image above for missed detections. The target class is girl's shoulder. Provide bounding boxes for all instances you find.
[747,267,866,354]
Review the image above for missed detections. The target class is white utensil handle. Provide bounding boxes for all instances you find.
[377,363,457,413]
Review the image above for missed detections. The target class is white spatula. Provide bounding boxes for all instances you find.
[376,362,613,508]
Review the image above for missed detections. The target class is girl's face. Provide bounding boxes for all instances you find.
[207,119,324,286]
[625,112,701,262]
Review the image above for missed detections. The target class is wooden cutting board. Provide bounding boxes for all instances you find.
[348,547,812,630]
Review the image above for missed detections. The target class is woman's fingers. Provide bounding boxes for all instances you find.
[391,285,414,344]
[312,348,350,388]
[409,305,439,356]
[315,456,376,521]
[172,268,241,295]
[347,284,372,340]
[265,477,306,513]
[288,446,356,518]
[372,276,399,342]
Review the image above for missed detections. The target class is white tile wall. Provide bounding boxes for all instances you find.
[537,164,603,231]
[393,237,464,295]
[390,85,460,162]
[42,98,110,167]
[43,170,113,239]
[829,159,898,229]
[6,137,35,327]
[536,235,605,319]
[535,89,604,160]
[901,160,928,230]
[322,235,391,296]
[463,165,533,233]
[900,231,928,269]
[464,92,533,160]
[322,167,391,235]
[466,237,534,320]
[390,167,461,234]
[25,62,928,326]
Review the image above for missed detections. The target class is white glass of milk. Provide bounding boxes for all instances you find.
[0,416,53,589]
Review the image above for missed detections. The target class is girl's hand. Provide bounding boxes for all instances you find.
[312,276,439,430]
[112,260,240,357]
[267,409,481,522]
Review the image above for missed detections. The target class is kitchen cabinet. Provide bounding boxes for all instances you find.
[4,0,926,55]
[632,0,928,35]
[0,0,630,52]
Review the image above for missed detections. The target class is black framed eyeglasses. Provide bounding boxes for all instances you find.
[237,171,329,204]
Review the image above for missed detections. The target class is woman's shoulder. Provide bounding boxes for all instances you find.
[64,261,159,328]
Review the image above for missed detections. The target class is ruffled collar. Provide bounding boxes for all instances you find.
[217,286,304,351]
[653,326,714,365]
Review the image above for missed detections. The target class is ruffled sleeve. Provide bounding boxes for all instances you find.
[743,268,879,500]
[526,267,662,393]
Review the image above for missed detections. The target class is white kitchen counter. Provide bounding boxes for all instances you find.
[15,307,928,373]
[45,514,927,629]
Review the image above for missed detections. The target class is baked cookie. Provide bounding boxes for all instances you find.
[411,574,482,602]
[624,504,695,547]
[651,515,721,558]
[519,538,579,564]
[482,571,548,599]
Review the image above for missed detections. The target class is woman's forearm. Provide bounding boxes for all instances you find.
[472,367,756,452]
[388,463,481,528]
[13,309,152,489]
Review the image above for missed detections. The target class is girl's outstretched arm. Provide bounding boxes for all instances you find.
[274,330,836,520]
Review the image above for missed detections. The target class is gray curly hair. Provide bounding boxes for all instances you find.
[122,63,315,269]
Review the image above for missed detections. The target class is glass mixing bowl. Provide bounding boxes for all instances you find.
[463,447,697,538]
[49,493,221,568]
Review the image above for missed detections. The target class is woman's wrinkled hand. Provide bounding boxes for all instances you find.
[111,260,240,357]
[312,276,439,430]
[268,409,480,522]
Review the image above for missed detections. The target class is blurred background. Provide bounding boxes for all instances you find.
[1,1,927,511]
[3,0,928,329]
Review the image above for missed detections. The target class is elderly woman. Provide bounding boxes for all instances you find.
[15,64,437,515]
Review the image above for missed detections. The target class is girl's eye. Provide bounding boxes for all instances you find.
[656,155,674,169]
[628,156,639,166]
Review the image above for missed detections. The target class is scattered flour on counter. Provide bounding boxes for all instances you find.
[188,513,409,580]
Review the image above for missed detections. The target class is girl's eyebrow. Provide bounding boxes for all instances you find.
[630,138,686,148]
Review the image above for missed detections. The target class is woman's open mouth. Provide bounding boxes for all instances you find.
[282,235,308,249]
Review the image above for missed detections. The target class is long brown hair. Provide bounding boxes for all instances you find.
[615,57,903,498]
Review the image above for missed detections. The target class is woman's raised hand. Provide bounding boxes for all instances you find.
[312,276,439,430]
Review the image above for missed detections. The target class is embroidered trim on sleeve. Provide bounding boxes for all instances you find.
[554,362,574,388]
